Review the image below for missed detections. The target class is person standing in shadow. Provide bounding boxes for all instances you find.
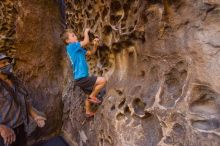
[0,53,46,146]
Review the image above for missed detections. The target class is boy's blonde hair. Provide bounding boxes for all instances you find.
[60,29,74,44]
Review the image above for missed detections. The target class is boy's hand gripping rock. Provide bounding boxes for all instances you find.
[85,28,90,34]
[93,38,99,46]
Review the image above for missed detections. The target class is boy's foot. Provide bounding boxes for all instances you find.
[88,96,101,104]
[86,111,96,117]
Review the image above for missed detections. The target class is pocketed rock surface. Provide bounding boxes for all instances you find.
[62,0,220,146]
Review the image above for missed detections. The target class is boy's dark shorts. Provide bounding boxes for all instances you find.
[74,76,97,94]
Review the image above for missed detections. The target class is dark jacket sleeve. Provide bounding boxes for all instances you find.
[0,84,8,124]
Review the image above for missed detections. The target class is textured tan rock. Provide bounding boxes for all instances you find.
[0,0,17,56]
[62,0,220,146]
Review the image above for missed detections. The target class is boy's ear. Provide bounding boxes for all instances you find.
[65,38,70,43]
[64,39,69,44]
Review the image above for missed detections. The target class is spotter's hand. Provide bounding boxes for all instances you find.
[34,115,46,128]
[0,125,16,145]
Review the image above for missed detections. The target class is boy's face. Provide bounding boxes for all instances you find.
[66,32,78,43]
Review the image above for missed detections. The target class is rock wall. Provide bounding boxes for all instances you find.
[15,0,66,143]
[0,0,17,55]
[62,0,220,146]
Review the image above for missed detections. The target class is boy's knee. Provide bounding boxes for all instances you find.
[102,77,107,85]
[97,77,107,85]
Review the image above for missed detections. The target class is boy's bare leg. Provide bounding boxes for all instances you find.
[85,95,95,115]
[85,98,91,113]
[89,77,106,98]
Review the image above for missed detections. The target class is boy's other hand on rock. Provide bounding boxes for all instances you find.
[85,28,90,33]
[93,38,99,46]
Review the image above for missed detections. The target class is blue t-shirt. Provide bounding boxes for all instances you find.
[66,42,89,80]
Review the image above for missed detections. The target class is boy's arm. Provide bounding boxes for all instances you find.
[80,28,90,47]
[86,38,99,56]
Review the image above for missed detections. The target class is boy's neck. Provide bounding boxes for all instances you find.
[68,41,78,44]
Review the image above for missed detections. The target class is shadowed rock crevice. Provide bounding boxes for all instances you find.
[132,98,146,116]
[191,119,220,130]
[188,85,220,135]
[189,85,220,115]
[160,59,188,108]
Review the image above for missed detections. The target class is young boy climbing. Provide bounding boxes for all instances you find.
[61,28,107,117]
